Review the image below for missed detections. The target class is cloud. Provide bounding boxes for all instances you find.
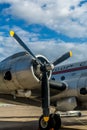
[0,26,87,66]
[1,0,87,38]
[32,41,87,65]
[0,1,87,65]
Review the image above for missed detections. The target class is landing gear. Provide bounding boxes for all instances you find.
[39,114,61,130]
[39,115,49,130]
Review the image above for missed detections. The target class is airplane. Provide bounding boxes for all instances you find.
[0,30,86,130]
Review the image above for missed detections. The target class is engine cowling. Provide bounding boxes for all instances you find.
[0,52,52,93]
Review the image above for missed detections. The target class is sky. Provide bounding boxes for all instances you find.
[0,0,87,65]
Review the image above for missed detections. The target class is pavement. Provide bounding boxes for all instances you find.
[0,104,87,130]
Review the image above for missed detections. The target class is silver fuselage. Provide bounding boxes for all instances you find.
[52,61,87,110]
[0,52,87,111]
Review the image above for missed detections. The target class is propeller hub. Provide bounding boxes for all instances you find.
[31,55,52,81]
[45,64,54,71]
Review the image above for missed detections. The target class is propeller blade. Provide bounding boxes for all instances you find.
[10,31,37,60]
[53,51,72,66]
[41,66,50,122]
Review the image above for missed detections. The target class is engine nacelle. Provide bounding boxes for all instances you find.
[0,52,51,94]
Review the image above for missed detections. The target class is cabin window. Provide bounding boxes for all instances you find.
[61,76,65,81]
[51,77,55,80]
[80,88,87,95]
[4,71,12,81]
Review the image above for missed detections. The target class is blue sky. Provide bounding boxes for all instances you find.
[0,0,87,64]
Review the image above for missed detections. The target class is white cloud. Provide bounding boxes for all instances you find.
[1,0,87,38]
[0,26,87,66]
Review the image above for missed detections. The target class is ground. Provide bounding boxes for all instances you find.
[0,104,87,130]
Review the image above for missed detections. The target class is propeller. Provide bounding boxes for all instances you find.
[10,31,36,59]
[10,31,42,65]
[10,31,72,69]
[52,51,72,66]
[10,30,72,122]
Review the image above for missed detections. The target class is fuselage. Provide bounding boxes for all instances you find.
[51,60,87,109]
